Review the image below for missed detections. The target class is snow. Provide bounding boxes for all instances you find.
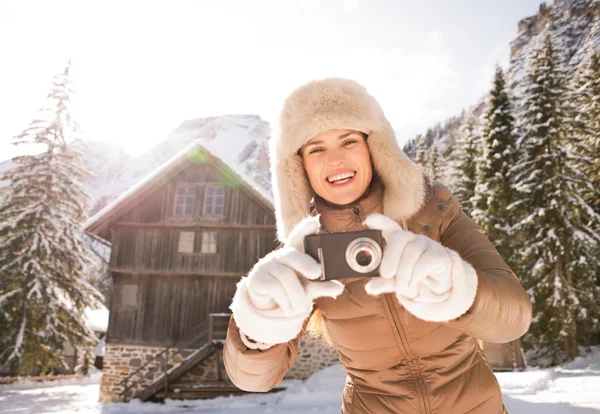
[8,316,26,361]
[93,337,105,358]
[496,347,600,412]
[84,304,109,333]
[1,348,599,413]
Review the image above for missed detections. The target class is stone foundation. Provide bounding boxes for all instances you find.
[100,337,339,403]
[100,344,195,402]
[287,336,340,380]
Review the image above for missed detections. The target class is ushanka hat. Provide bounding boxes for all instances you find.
[270,78,427,244]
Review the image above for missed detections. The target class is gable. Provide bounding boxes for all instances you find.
[85,143,274,242]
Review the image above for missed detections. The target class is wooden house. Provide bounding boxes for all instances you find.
[84,139,525,403]
[84,142,287,402]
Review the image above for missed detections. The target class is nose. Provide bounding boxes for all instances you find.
[327,148,344,168]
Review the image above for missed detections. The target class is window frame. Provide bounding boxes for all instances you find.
[120,284,138,309]
[203,185,225,217]
[173,184,197,217]
[178,231,195,254]
[200,231,218,254]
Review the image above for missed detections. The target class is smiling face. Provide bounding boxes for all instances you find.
[300,129,373,206]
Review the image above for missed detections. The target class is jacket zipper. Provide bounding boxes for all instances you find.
[351,205,362,223]
[353,205,431,413]
[384,294,431,414]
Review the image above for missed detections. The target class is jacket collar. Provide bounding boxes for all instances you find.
[311,177,385,233]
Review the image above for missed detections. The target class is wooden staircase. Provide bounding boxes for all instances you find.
[134,342,214,401]
[155,381,250,400]
[120,313,234,402]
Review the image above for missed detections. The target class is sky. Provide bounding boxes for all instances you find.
[0,0,545,162]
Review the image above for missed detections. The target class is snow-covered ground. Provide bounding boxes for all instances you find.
[1,348,599,414]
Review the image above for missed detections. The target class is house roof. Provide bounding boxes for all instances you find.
[83,139,274,242]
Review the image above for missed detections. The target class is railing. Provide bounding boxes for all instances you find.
[209,313,232,343]
[119,314,231,402]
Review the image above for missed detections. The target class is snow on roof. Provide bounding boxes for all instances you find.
[83,138,273,232]
[84,304,109,333]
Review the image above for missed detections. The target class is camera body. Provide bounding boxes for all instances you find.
[304,230,383,281]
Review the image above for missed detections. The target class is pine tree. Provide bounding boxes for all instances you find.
[471,66,517,261]
[427,145,441,181]
[0,61,102,375]
[414,135,428,167]
[571,50,600,347]
[439,129,457,187]
[572,51,600,217]
[449,113,480,216]
[510,36,600,364]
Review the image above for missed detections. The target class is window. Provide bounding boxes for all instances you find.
[121,284,138,308]
[178,231,195,253]
[174,185,196,216]
[203,185,225,216]
[201,231,218,254]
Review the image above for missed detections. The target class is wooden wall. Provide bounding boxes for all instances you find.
[112,227,276,275]
[107,273,238,347]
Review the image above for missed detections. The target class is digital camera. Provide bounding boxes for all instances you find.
[304,230,383,280]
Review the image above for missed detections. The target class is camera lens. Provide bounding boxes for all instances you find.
[345,237,382,274]
[355,250,372,267]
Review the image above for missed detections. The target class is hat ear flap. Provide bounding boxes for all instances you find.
[366,125,427,224]
[273,153,314,244]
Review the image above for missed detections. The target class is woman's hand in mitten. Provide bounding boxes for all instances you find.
[362,213,478,322]
[230,216,345,345]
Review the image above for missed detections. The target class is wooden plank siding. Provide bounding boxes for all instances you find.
[105,159,278,347]
[107,274,238,347]
[113,227,276,275]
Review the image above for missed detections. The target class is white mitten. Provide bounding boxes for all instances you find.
[363,213,478,322]
[230,216,345,345]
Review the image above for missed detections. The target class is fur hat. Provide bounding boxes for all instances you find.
[271,78,427,244]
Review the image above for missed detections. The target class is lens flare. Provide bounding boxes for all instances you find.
[186,147,210,164]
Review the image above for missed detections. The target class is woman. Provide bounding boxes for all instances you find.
[223,78,532,414]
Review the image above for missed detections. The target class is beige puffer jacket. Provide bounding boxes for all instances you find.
[223,78,532,413]
[224,178,531,413]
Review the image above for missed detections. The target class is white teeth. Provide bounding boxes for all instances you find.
[327,172,355,183]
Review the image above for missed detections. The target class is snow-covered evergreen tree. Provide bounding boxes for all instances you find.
[439,129,458,188]
[510,36,600,364]
[572,51,600,217]
[414,135,428,167]
[427,144,441,182]
[449,113,481,216]
[471,66,517,261]
[0,61,102,375]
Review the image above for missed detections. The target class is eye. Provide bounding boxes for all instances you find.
[309,148,324,154]
[343,139,358,146]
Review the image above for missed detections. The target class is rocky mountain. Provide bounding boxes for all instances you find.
[405,0,600,156]
[0,114,272,216]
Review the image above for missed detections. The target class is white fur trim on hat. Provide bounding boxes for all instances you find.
[271,78,427,244]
